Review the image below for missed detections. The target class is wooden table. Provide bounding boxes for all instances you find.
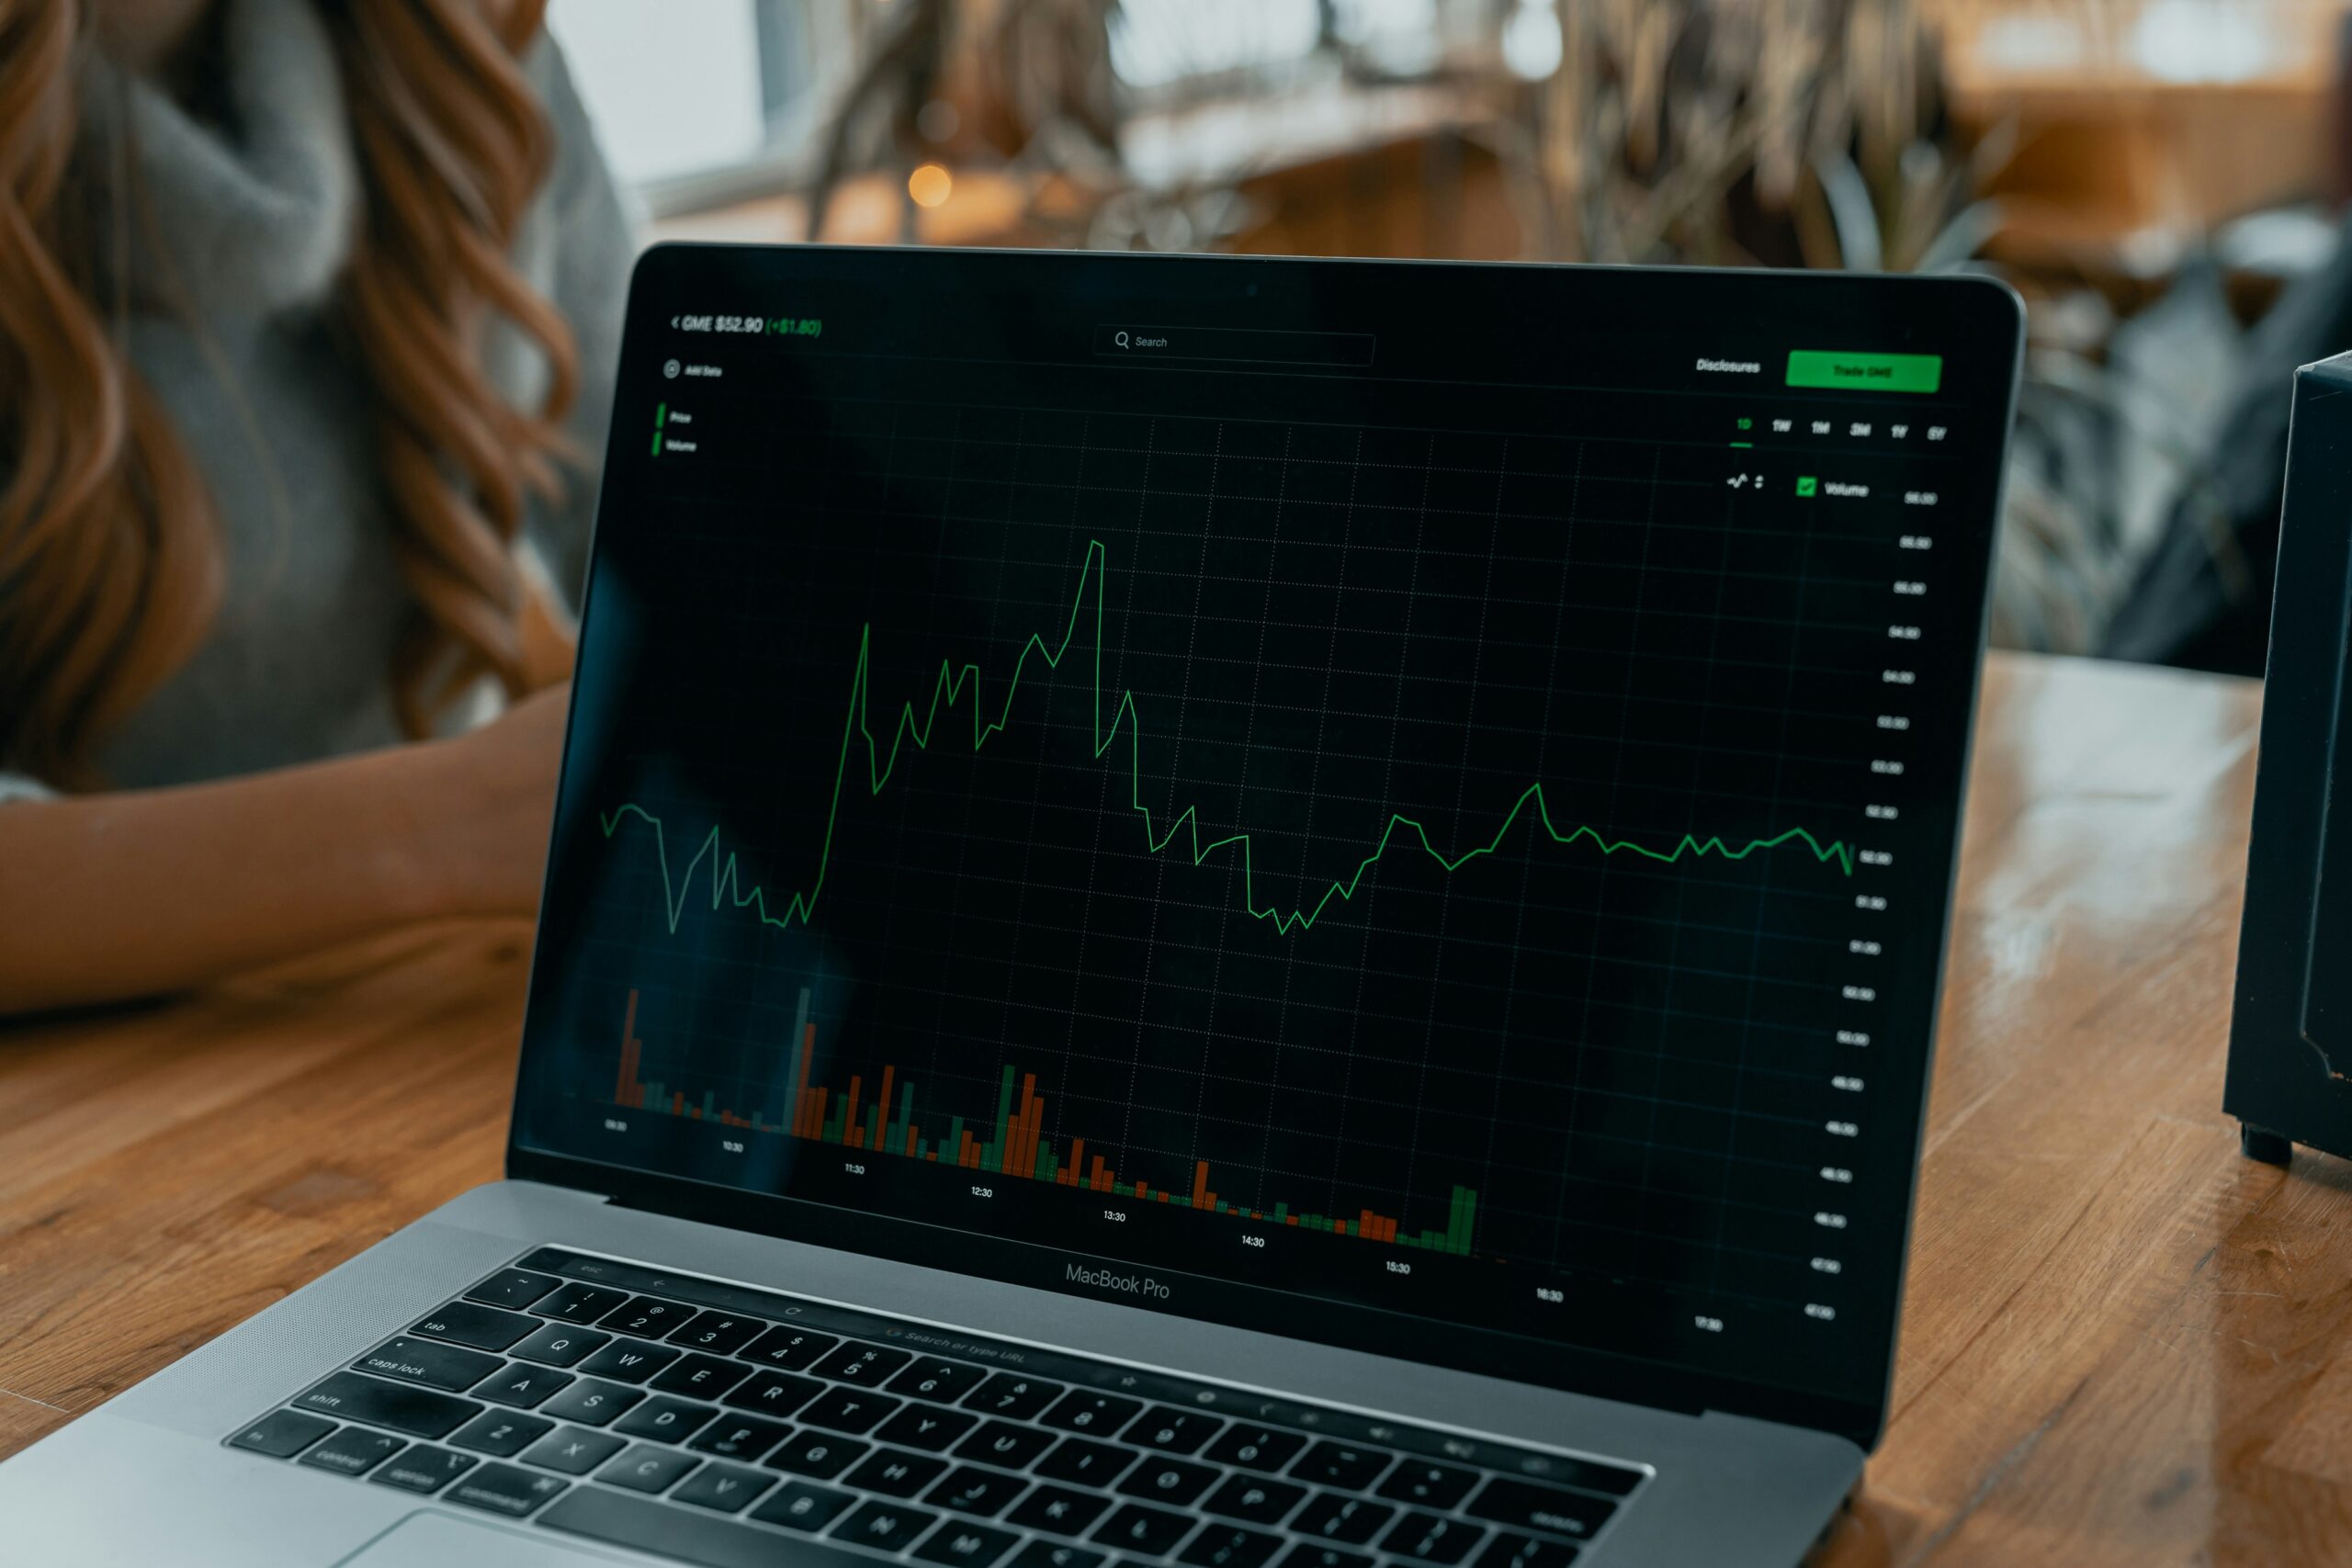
[1,652,2340,1563]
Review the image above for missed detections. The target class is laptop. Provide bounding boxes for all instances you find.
[0,246,2021,1566]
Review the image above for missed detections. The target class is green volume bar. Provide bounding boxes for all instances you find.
[618,988,1478,1247]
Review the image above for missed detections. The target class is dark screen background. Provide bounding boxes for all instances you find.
[514,246,2017,1434]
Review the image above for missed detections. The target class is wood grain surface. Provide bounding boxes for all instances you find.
[2,651,2342,1563]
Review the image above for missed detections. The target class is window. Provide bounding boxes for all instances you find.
[547,0,830,210]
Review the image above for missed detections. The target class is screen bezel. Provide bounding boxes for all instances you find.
[506,243,2024,1450]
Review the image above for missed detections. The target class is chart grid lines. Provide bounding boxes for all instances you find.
[528,293,1990,1391]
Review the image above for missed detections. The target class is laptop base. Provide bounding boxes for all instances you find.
[0,1179,1860,1567]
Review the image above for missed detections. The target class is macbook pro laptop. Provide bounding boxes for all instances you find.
[0,247,2022,1566]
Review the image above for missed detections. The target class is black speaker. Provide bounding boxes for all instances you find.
[2228,350,2352,1165]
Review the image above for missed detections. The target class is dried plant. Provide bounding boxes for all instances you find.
[1510,0,1962,269]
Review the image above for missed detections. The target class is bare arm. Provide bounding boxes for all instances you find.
[0,687,569,1015]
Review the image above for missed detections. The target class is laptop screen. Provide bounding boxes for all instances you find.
[514,246,2018,1438]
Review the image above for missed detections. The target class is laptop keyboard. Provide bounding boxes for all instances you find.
[223,1247,1645,1568]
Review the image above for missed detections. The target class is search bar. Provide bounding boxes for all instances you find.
[1093,325,1375,367]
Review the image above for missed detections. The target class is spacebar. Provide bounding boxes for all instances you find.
[540,1487,872,1567]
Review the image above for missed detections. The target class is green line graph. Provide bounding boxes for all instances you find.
[598,537,1855,940]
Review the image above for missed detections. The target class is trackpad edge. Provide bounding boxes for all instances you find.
[334,1509,633,1566]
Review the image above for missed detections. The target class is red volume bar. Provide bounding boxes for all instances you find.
[611,988,1477,1252]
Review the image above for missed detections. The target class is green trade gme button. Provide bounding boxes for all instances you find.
[1785,350,1942,393]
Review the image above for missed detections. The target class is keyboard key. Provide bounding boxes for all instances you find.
[741,1325,841,1371]
[801,1387,902,1434]
[669,1310,768,1355]
[446,1460,569,1517]
[924,1463,1030,1517]
[1291,1495,1394,1545]
[1006,1484,1113,1537]
[1035,1437,1136,1487]
[1274,1547,1373,1568]
[837,1500,941,1552]
[1115,1456,1217,1506]
[1125,1408,1223,1455]
[1204,1427,1307,1473]
[888,1358,989,1404]
[673,1459,776,1514]
[410,1301,537,1351]
[352,1337,503,1393]
[1473,1535,1578,1568]
[509,1323,611,1369]
[814,1340,914,1385]
[599,1294,696,1339]
[539,1377,644,1427]
[879,1404,981,1452]
[1203,1474,1306,1525]
[1179,1525,1283,1568]
[1379,1461,1480,1510]
[578,1336,683,1384]
[518,1426,628,1475]
[299,1426,406,1476]
[533,1281,631,1324]
[599,1440,703,1494]
[470,1362,574,1409]
[464,1268,560,1311]
[1463,1479,1614,1543]
[721,1369,823,1416]
[1382,1512,1486,1565]
[293,1371,480,1438]
[690,1414,795,1461]
[915,1521,1021,1567]
[1500,1454,1639,1498]
[1091,1502,1197,1557]
[226,1408,334,1458]
[966,1373,1063,1419]
[767,1430,870,1479]
[752,1479,858,1531]
[545,1484,872,1567]
[1012,1542,1106,1568]
[1290,1442,1392,1491]
[1043,1393,1142,1437]
[449,1411,555,1457]
[613,1393,718,1443]
[654,1352,754,1400]
[368,1444,478,1495]
[956,1419,1055,1470]
[847,1447,952,1498]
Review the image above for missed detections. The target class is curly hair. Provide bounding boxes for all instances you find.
[0,0,579,785]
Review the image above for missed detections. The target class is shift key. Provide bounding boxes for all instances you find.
[295,1371,481,1438]
[354,1337,505,1393]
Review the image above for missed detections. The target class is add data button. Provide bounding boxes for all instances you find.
[1785,350,1942,393]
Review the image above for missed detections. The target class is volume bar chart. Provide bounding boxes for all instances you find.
[614,989,1478,1252]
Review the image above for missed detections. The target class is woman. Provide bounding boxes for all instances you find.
[0,0,634,1011]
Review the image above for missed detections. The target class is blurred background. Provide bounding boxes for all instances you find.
[548,0,2352,675]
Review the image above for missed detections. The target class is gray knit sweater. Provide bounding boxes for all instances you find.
[0,0,633,801]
